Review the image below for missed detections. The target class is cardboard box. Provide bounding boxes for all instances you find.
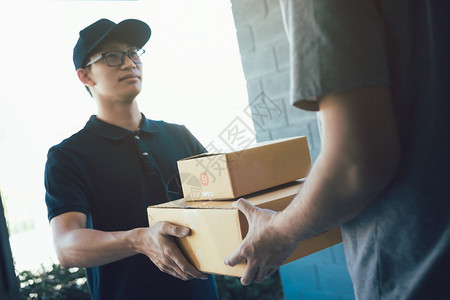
[177,136,312,200]
[147,181,342,277]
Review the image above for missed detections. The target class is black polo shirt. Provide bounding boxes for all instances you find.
[45,114,218,300]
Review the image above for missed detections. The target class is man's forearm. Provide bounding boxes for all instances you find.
[274,150,395,244]
[53,220,207,280]
[273,87,400,244]
[55,228,139,268]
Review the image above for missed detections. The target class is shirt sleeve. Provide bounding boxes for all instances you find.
[44,147,90,221]
[280,0,390,111]
[181,125,207,155]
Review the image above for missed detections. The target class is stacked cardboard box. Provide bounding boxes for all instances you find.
[177,136,312,200]
[147,136,342,277]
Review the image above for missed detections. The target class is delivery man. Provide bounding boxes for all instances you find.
[44,18,218,300]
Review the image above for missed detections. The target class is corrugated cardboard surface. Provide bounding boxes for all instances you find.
[177,136,312,200]
[147,181,342,277]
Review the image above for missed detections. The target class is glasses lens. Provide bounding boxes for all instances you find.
[103,51,124,67]
[128,49,144,64]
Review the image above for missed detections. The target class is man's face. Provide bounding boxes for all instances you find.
[86,42,144,102]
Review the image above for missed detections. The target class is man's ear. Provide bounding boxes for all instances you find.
[77,68,95,87]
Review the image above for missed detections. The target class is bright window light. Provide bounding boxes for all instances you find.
[0,0,251,272]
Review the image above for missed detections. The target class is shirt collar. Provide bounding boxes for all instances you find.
[84,113,161,140]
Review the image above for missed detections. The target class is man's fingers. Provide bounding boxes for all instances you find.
[224,254,244,267]
[267,267,277,278]
[170,263,195,281]
[254,267,276,283]
[160,222,190,238]
[163,239,207,280]
[172,248,207,280]
[224,245,245,267]
[232,198,257,221]
[149,225,206,280]
[241,262,259,286]
[181,264,207,280]
[156,250,204,281]
[155,261,189,281]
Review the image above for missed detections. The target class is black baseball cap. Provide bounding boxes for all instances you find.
[73,18,151,70]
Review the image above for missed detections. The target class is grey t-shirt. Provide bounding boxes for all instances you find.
[280,0,450,299]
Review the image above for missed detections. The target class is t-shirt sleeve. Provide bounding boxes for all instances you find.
[280,0,390,111]
[181,125,207,155]
[44,147,90,221]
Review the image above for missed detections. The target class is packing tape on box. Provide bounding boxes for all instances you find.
[182,210,199,229]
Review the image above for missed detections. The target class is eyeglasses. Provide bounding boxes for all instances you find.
[85,48,145,67]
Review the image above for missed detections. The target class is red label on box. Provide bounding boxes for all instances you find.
[200,172,209,186]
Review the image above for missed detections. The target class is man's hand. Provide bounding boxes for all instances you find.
[224,199,298,286]
[134,222,207,281]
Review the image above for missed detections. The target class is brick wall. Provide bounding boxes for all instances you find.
[229,0,355,299]
[230,0,320,160]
